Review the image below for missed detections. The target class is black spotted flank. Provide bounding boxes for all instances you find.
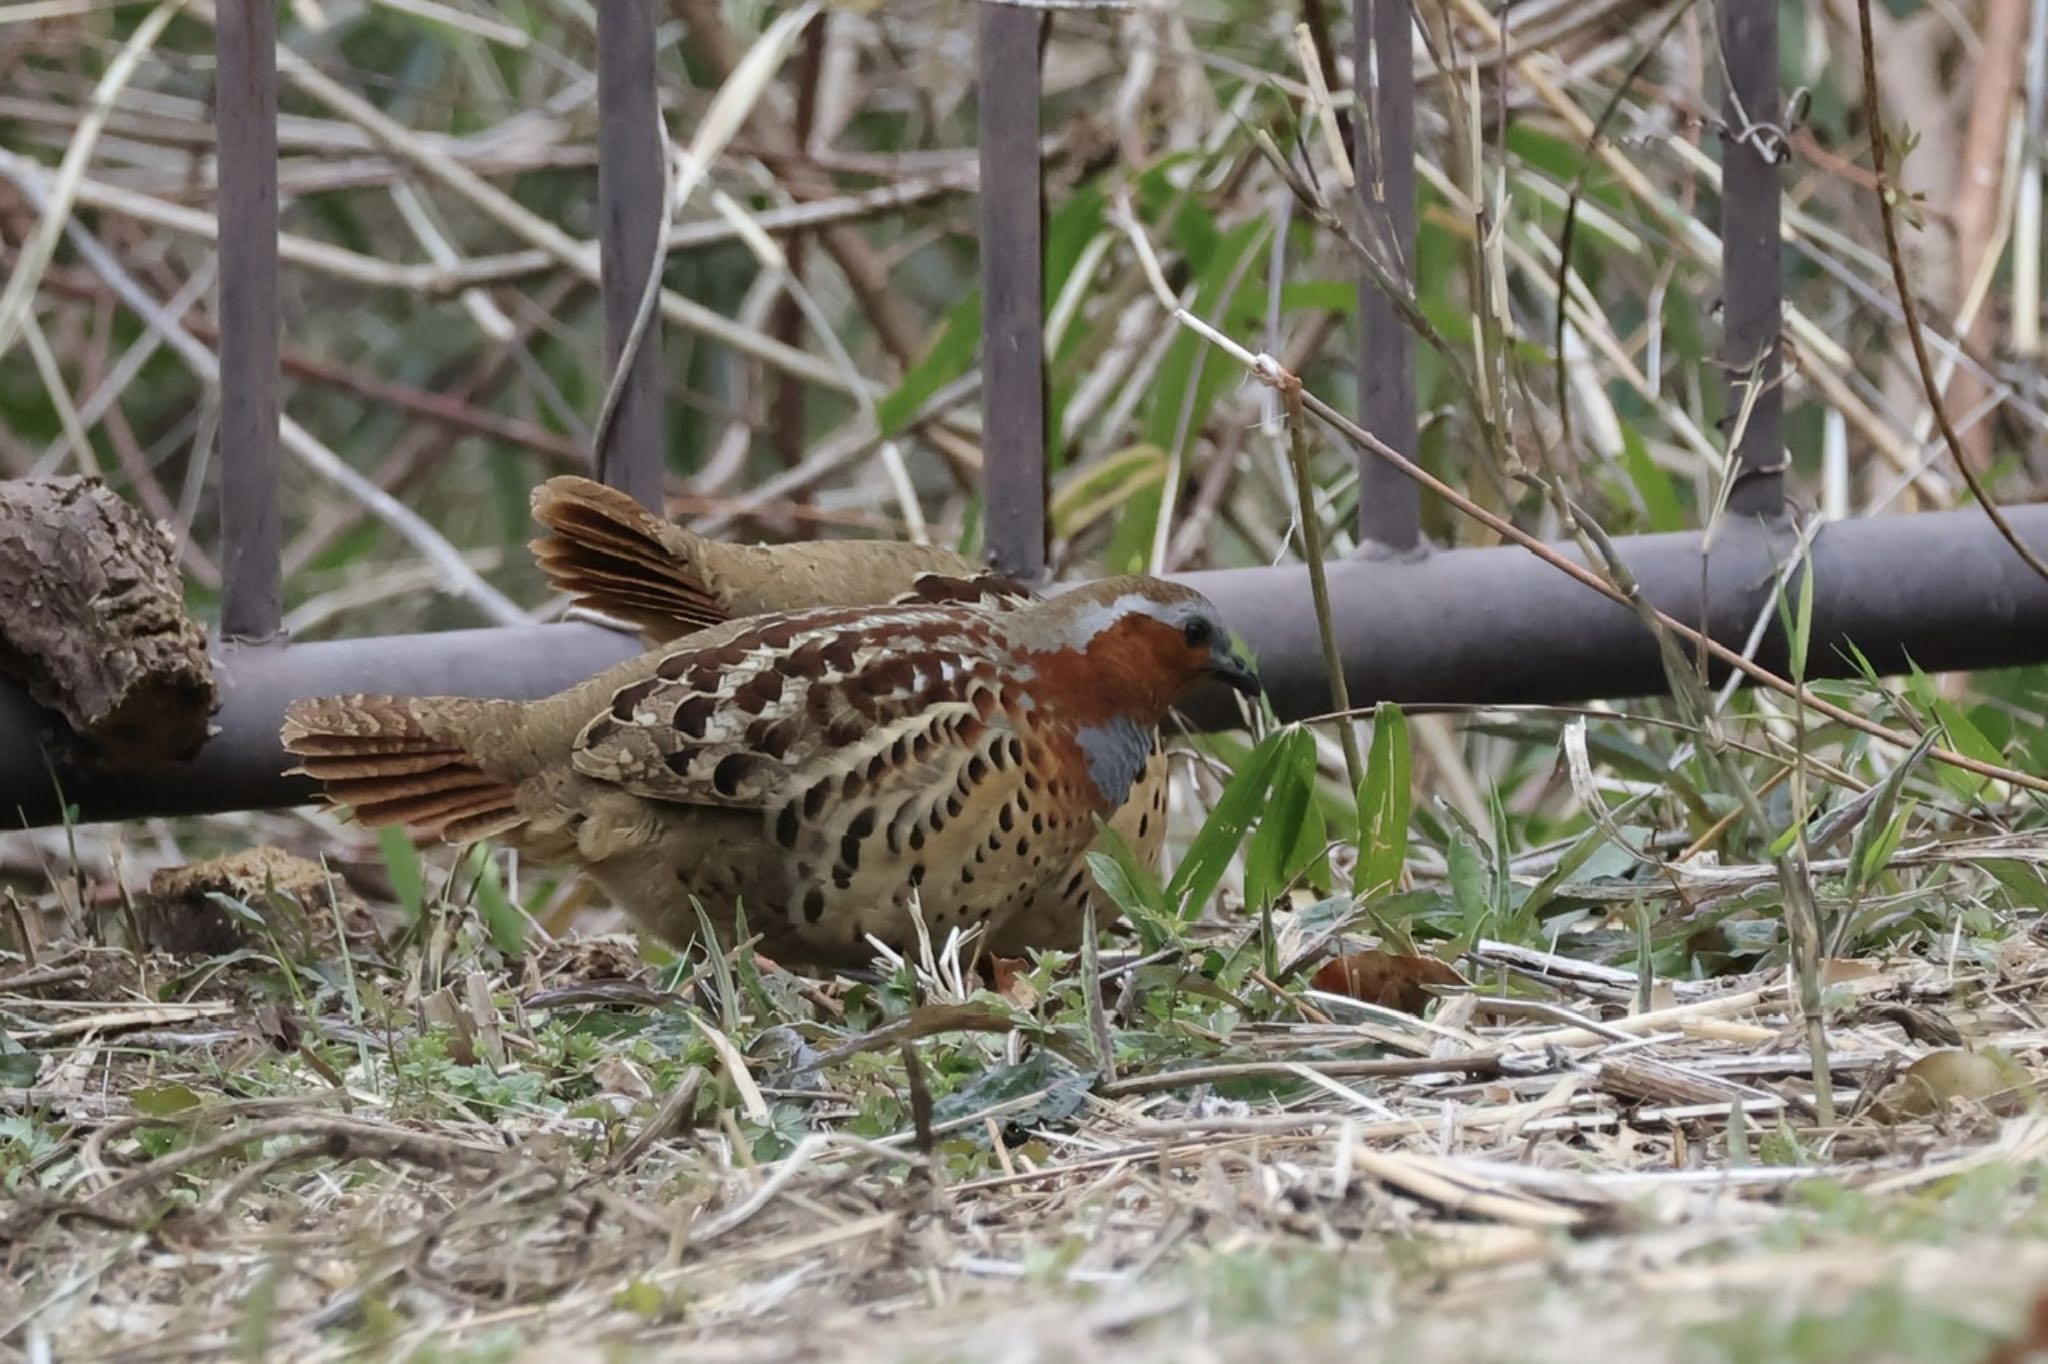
[775,804,800,849]
[841,808,876,870]
[609,677,661,720]
[711,752,755,797]
[803,886,826,922]
[820,638,861,674]
[732,670,783,714]
[673,694,716,738]
[752,719,797,759]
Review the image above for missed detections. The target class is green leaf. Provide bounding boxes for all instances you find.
[1355,705,1412,896]
[1443,816,1493,942]
[1140,216,1270,455]
[1522,819,1654,922]
[467,846,526,956]
[876,292,981,435]
[930,1050,1094,1135]
[1857,805,1913,891]
[1846,730,1938,897]
[1278,280,1357,314]
[1243,727,1317,910]
[0,1032,38,1087]
[377,825,426,922]
[1044,183,1108,316]
[1788,555,1816,683]
[1166,726,1292,920]
[1620,426,1685,533]
[1981,858,2048,912]
[1087,823,1172,952]
[132,1082,203,1117]
[1085,850,1156,921]
[1931,696,2003,770]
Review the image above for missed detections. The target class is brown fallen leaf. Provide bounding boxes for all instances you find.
[989,955,1038,1008]
[1311,950,1466,1017]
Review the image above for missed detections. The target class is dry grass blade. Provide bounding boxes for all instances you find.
[0,0,182,361]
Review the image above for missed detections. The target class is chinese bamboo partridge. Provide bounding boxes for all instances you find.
[282,575,1258,970]
[526,476,1177,952]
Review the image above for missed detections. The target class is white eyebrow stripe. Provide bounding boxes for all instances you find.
[1063,593,1161,647]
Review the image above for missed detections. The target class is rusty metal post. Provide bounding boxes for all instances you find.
[597,0,668,510]
[1717,0,1787,518]
[214,0,282,640]
[1353,0,1421,552]
[977,1,1047,580]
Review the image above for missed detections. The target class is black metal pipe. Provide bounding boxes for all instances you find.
[214,0,283,641]
[1353,0,1421,551]
[0,624,643,827]
[977,1,1048,580]
[5,507,2046,829]
[1178,505,2048,727]
[1717,0,1787,517]
[596,0,667,510]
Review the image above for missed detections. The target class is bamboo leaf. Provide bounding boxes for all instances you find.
[1166,726,1292,919]
[1355,704,1412,896]
[877,292,981,434]
[1846,730,1937,897]
[377,825,425,922]
[1243,727,1317,910]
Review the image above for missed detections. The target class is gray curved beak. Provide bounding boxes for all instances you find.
[1207,646,1262,698]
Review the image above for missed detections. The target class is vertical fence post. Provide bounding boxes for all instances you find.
[597,0,668,511]
[215,0,282,640]
[1717,0,1787,518]
[977,2,1047,581]
[1353,0,1421,553]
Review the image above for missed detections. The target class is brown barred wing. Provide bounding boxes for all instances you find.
[567,604,1019,814]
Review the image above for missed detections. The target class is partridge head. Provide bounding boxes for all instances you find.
[282,575,1257,970]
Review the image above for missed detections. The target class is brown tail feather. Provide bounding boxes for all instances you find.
[282,695,525,843]
[530,476,725,639]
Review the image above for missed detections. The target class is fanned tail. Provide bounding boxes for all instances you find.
[530,476,724,639]
[281,695,526,843]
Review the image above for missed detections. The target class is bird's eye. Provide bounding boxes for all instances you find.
[1183,617,1213,648]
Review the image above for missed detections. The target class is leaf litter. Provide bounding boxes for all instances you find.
[6,840,2048,1363]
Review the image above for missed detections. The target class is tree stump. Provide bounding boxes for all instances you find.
[142,847,378,955]
[0,476,216,764]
